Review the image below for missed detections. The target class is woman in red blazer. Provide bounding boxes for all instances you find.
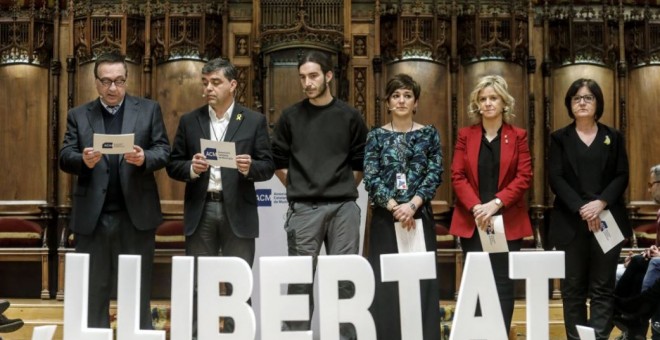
[450,75,533,333]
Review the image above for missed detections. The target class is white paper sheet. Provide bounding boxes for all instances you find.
[200,138,237,168]
[394,219,426,253]
[477,215,509,253]
[594,209,625,254]
[93,133,134,154]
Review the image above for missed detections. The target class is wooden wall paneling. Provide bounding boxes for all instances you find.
[627,66,660,202]
[152,60,206,213]
[0,65,49,201]
[385,61,451,206]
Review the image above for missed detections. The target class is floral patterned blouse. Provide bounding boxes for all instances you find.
[363,125,444,208]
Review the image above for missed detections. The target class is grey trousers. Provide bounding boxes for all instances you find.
[283,200,360,338]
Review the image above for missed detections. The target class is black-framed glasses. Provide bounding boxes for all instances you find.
[97,78,127,88]
[571,95,595,103]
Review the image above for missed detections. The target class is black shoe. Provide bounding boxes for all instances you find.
[0,301,8,315]
[0,314,23,333]
[614,314,648,340]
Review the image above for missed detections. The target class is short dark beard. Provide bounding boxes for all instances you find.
[308,76,328,100]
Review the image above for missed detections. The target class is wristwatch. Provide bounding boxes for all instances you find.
[494,198,503,207]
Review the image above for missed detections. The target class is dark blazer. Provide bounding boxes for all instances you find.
[166,104,274,238]
[450,123,533,240]
[59,95,171,235]
[548,122,631,246]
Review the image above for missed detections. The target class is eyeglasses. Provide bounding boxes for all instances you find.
[571,95,595,104]
[97,78,127,88]
[649,180,660,188]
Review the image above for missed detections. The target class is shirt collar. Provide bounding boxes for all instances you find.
[100,98,124,111]
[209,102,234,123]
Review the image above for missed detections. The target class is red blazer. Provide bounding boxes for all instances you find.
[450,123,533,240]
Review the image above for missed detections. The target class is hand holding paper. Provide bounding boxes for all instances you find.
[124,145,145,167]
[82,147,102,169]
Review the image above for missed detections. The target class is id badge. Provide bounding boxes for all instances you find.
[396,173,408,190]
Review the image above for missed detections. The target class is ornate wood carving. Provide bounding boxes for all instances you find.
[625,6,660,67]
[235,34,249,57]
[0,1,54,66]
[458,1,529,65]
[259,0,344,53]
[353,35,367,57]
[70,1,224,64]
[235,66,249,107]
[354,66,367,119]
[149,1,224,64]
[379,1,450,63]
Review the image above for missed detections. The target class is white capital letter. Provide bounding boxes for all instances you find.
[509,251,565,340]
[63,253,112,340]
[381,252,436,340]
[117,255,165,340]
[450,252,507,340]
[198,257,255,339]
[317,255,375,339]
[259,256,313,340]
[170,256,194,340]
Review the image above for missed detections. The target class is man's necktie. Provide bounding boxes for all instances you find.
[107,106,117,115]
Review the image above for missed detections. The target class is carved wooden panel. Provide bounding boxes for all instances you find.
[0,4,53,66]
[353,67,367,118]
[259,0,344,52]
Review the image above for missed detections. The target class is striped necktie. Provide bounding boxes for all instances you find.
[107,106,118,115]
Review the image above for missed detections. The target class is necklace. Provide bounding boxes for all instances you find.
[391,120,414,134]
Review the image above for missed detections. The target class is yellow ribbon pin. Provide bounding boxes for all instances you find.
[604,135,611,145]
[236,113,243,121]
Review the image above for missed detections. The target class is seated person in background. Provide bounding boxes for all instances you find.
[613,164,660,339]
[0,300,24,334]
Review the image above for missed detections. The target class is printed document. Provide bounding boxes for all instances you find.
[200,138,237,168]
[394,219,426,253]
[477,215,509,253]
[93,133,134,154]
[594,210,624,254]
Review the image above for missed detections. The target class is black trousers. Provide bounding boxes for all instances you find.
[460,232,522,335]
[556,228,621,340]
[75,210,155,329]
[367,205,440,340]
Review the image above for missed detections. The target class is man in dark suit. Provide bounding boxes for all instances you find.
[166,57,274,335]
[59,52,170,329]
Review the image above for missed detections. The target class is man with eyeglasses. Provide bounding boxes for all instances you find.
[59,52,170,329]
[613,164,660,339]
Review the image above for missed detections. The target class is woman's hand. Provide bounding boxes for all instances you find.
[579,200,606,222]
[393,202,417,231]
[472,200,500,231]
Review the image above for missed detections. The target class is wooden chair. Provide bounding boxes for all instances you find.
[0,216,50,299]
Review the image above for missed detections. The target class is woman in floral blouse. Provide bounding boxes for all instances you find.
[363,73,443,340]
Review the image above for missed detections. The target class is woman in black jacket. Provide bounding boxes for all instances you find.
[548,78,631,340]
